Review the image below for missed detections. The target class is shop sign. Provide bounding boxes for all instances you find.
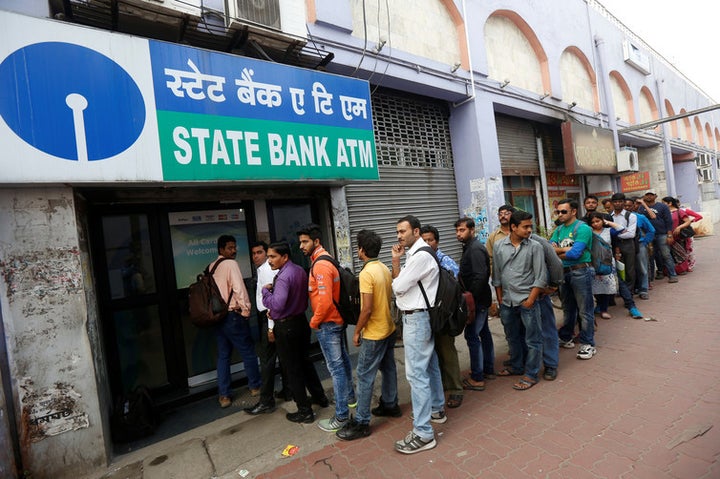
[0,11,378,183]
[546,172,579,187]
[561,121,616,175]
[620,171,650,193]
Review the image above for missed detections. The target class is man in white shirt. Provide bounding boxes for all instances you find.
[244,241,287,415]
[391,215,445,455]
[610,192,638,290]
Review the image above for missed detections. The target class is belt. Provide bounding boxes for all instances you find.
[274,314,305,323]
[563,263,590,273]
[401,308,428,315]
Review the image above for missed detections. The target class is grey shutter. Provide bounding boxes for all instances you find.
[345,90,462,271]
[496,113,540,176]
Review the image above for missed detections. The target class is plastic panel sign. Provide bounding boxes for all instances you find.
[0,11,378,183]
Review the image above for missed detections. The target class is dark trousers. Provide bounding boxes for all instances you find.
[616,238,636,290]
[273,314,325,412]
[257,310,289,405]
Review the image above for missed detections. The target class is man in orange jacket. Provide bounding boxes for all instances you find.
[298,224,357,433]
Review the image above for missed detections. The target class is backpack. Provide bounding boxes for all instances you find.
[110,385,158,443]
[188,258,232,328]
[311,255,361,325]
[571,222,613,275]
[416,246,469,336]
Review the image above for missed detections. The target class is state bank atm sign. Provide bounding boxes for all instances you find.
[0,11,377,183]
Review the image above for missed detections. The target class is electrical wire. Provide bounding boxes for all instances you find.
[350,0,369,76]
[370,0,392,95]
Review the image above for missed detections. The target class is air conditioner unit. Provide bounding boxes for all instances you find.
[617,147,639,172]
[698,168,713,183]
[140,0,203,16]
[622,40,651,76]
[227,0,307,38]
[696,152,712,167]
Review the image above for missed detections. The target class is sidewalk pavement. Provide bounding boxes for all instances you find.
[91,233,720,479]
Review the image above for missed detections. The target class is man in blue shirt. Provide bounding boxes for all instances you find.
[626,197,656,299]
[550,199,596,360]
[420,225,463,409]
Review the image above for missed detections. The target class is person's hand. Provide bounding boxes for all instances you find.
[521,298,535,308]
[391,243,405,259]
[353,331,361,347]
[263,283,273,290]
[267,329,275,343]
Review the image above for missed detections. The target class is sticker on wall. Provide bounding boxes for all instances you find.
[0,42,145,161]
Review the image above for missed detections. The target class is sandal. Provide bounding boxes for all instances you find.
[462,378,486,391]
[497,368,523,377]
[600,312,612,319]
[447,394,463,408]
[512,376,537,391]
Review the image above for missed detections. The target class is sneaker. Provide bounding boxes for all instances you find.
[286,409,314,423]
[371,403,402,417]
[336,421,371,441]
[577,344,597,360]
[395,431,437,454]
[629,307,643,319]
[639,292,649,300]
[410,410,447,424]
[318,415,349,432]
[543,367,558,381]
[668,277,679,283]
[219,396,232,408]
[560,339,575,349]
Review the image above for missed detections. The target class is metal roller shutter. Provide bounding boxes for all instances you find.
[345,90,462,271]
[496,113,540,176]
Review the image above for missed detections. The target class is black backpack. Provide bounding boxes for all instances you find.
[311,255,361,325]
[188,258,232,328]
[110,385,158,443]
[416,246,469,336]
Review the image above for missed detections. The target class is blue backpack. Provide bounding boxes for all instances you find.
[571,221,613,275]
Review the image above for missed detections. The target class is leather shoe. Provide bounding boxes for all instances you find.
[336,421,370,441]
[286,409,314,423]
[244,402,276,415]
[371,403,402,417]
[219,396,232,408]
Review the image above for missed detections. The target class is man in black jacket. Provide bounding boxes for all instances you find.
[454,217,495,391]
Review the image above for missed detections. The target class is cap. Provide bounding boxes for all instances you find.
[644,190,656,196]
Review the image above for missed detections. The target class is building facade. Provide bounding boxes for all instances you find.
[0,0,718,476]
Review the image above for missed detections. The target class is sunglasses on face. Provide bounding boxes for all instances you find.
[554,209,569,215]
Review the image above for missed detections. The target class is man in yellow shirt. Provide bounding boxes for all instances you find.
[336,229,400,441]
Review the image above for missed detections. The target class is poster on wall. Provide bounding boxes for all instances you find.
[169,209,251,289]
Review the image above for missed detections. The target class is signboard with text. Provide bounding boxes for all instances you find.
[0,11,378,183]
[620,171,650,193]
[561,121,617,175]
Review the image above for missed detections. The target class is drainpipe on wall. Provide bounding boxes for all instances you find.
[593,35,620,193]
[452,0,476,108]
[536,136,551,230]
[655,79,677,197]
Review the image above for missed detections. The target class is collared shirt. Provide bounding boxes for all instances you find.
[492,236,547,307]
[611,209,637,239]
[308,246,343,329]
[530,233,564,287]
[255,260,278,313]
[392,238,439,311]
[485,227,508,272]
[435,248,459,278]
[210,255,251,316]
[261,260,308,320]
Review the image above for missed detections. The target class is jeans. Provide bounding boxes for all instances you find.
[499,302,543,381]
[215,311,262,397]
[635,242,649,294]
[617,275,637,310]
[316,322,356,420]
[403,311,444,441]
[538,295,559,369]
[558,267,595,347]
[653,235,677,278]
[463,306,495,382]
[355,331,398,425]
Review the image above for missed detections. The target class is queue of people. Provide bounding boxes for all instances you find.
[205,192,701,455]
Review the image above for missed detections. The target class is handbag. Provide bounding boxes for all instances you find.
[678,225,695,239]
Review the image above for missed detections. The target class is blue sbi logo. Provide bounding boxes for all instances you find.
[0,42,145,161]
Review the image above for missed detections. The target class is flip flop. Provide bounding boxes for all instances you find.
[512,376,537,391]
[462,378,486,391]
[447,394,463,408]
[497,368,523,377]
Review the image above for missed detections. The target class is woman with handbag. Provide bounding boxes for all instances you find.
[662,197,696,274]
